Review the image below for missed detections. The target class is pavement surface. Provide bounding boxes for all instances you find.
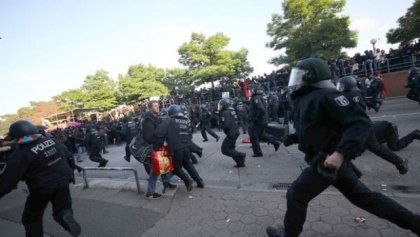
[1,97,420,237]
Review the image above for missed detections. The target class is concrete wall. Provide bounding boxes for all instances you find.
[381,70,408,97]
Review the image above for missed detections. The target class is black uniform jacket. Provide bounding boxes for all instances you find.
[220,108,239,137]
[0,135,73,198]
[291,86,371,162]
[155,115,192,153]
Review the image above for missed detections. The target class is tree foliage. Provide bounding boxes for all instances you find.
[266,0,357,65]
[54,89,85,111]
[81,70,118,111]
[387,0,420,44]
[118,64,169,104]
[178,32,253,87]
[0,100,60,136]
[162,68,193,92]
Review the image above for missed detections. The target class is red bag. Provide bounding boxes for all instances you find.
[151,146,174,176]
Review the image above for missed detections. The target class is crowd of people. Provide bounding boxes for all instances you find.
[1,55,420,236]
[328,39,420,80]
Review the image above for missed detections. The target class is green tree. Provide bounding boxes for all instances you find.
[178,32,253,87]
[81,70,117,111]
[162,68,193,93]
[387,0,420,44]
[54,89,85,111]
[266,0,357,65]
[118,64,169,104]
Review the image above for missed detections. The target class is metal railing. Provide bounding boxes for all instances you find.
[351,54,420,77]
[81,167,141,194]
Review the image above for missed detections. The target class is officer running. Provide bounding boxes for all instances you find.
[248,86,280,157]
[0,120,81,237]
[337,76,408,174]
[155,104,205,190]
[84,124,108,167]
[266,58,420,237]
[406,66,420,105]
[218,98,246,168]
[122,116,140,162]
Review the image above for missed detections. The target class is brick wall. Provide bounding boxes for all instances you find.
[381,70,409,97]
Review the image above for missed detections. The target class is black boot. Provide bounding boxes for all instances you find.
[62,212,81,237]
[234,153,246,168]
[412,129,420,140]
[266,226,286,237]
[197,179,205,188]
[396,158,408,175]
[98,160,108,167]
[185,179,193,191]
[162,183,177,193]
[273,141,280,151]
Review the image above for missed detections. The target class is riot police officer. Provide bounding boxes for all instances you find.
[278,87,293,124]
[0,120,81,237]
[338,76,409,174]
[234,99,249,134]
[84,125,108,167]
[406,67,420,104]
[266,58,420,237]
[267,91,280,122]
[336,76,367,110]
[219,98,246,167]
[248,86,280,157]
[122,117,140,162]
[374,120,420,151]
[155,104,204,190]
[199,104,220,142]
[364,74,383,112]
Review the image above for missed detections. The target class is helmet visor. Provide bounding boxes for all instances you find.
[217,103,223,112]
[336,82,345,92]
[288,68,308,88]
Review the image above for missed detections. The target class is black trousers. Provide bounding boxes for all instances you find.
[237,115,248,133]
[221,133,241,163]
[249,124,277,155]
[284,164,420,237]
[406,88,420,102]
[172,148,202,185]
[88,147,108,164]
[201,124,219,140]
[366,129,402,166]
[386,127,419,151]
[125,140,132,159]
[22,184,74,237]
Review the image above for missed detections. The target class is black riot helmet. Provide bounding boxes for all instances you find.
[180,104,189,117]
[408,67,419,77]
[160,108,169,120]
[8,120,39,139]
[336,76,358,92]
[251,86,264,96]
[288,57,334,89]
[218,98,232,112]
[168,104,183,117]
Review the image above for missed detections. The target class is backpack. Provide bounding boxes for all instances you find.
[129,133,152,164]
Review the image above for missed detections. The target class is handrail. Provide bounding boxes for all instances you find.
[81,167,141,194]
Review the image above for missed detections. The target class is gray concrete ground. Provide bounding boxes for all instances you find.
[1,97,420,237]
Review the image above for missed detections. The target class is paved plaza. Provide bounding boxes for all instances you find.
[1,97,420,237]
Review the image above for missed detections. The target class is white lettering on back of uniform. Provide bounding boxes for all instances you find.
[0,162,6,175]
[30,139,56,154]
